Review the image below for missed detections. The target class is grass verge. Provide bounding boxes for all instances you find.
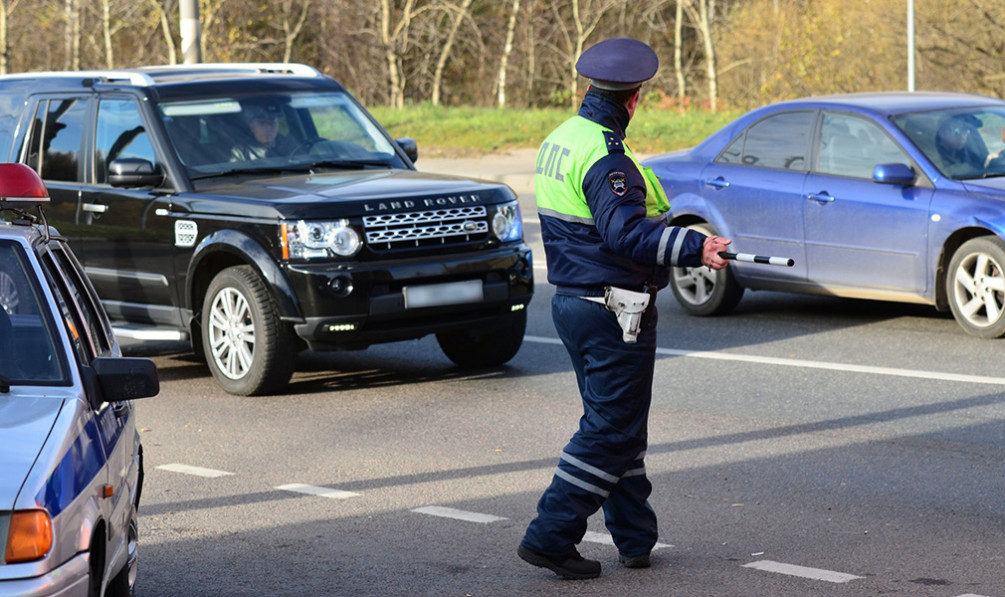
[369,104,739,157]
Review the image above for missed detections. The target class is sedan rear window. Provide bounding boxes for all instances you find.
[716,110,814,171]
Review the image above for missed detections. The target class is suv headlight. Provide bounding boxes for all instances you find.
[281,219,362,259]
[492,201,523,242]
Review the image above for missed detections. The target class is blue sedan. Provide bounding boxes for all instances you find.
[643,91,1005,337]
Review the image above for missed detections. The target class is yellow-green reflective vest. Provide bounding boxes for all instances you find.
[534,116,670,222]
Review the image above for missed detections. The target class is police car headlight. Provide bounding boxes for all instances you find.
[5,510,53,563]
[282,219,361,259]
[492,201,523,242]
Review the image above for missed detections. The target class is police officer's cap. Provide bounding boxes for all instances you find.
[576,38,658,91]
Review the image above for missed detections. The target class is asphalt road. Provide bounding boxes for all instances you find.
[128,156,1005,596]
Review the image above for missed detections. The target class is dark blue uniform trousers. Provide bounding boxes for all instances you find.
[521,293,659,559]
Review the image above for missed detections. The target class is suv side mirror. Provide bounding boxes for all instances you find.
[87,356,160,405]
[396,137,418,163]
[108,158,165,188]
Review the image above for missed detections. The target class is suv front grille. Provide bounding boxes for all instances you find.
[363,206,489,250]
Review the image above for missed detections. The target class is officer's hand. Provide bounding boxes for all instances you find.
[702,235,731,270]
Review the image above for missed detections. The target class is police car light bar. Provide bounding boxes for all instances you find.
[0,163,50,209]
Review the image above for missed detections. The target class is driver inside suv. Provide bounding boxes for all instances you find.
[230,100,296,161]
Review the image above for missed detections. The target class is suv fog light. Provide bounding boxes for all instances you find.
[330,274,353,297]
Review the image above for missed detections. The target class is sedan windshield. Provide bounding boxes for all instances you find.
[158,91,406,177]
[893,107,1005,179]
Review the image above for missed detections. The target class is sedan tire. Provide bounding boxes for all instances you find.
[669,222,744,316]
[947,236,1005,338]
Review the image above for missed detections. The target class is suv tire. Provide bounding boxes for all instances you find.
[436,308,526,367]
[202,266,297,395]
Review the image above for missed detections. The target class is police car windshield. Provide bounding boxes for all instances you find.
[0,241,66,386]
[158,91,405,177]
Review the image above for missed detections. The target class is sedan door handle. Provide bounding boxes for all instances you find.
[807,192,835,204]
[704,177,730,190]
[82,203,108,214]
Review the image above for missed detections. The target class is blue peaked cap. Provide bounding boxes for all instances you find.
[575,37,659,91]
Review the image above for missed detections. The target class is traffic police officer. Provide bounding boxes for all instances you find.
[517,37,731,580]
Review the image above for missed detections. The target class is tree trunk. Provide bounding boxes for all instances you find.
[281,0,311,63]
[432,0,473,106]
[674,0,686,103]
[380,0,413,109]
[102,0,113,68]
[697,0,717,112]
[496,0,520,107]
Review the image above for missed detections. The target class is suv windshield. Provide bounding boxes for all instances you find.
[893,107,1005,180]
[0,240,64,385]
[158,91,405,177]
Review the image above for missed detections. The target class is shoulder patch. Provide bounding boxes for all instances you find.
[607,170,628,196]
[603,131,624,154]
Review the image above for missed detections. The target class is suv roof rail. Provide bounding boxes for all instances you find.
[10,70,156,86]
[0,63,323,86]
[168,62,324,77]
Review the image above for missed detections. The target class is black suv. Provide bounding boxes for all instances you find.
[0,63,533,395]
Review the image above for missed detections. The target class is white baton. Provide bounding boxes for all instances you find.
[718,251,795,267]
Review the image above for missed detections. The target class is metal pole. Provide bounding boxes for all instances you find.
[180,0,202,65]
[907,0,915,91]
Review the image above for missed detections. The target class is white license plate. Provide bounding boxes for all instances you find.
[403,280,483,309]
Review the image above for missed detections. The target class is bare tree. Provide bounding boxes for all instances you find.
[566,0,628,107]
[64,0,80,70]
[431,0,473,106]
[681,0,717,111]
[380,0,416,108]
[496,0,521,107]
[280,0,311,63]
[0,0,23,74]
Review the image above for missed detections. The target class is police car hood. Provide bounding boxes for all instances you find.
[191,169,513,219]
[0,394,63,508]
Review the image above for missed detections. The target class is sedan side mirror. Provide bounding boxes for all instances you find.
[108,158,165,188]
[873,163,916,186]
[87,356,160,406]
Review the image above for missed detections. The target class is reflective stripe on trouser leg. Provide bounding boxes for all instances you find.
[520,294,659,557]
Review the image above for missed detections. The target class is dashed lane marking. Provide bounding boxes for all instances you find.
[582,530,673,550]
[156,463,234,478]
[276,484,361,500]
[523,336,1005,386]
[742,560,863,583]
[411,506,507,523]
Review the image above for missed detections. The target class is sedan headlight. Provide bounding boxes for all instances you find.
[281,219,362,259]
[492,201,523,242]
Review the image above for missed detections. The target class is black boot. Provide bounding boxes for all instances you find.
[517,545,601,580]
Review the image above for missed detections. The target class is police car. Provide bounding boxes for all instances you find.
[0,163,158,596]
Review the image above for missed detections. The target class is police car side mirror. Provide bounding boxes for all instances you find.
[87,356,160,406]
[395,137,418,163]
[108,158,165,188]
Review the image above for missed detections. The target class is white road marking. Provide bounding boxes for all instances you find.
[742,560,863,583]
[276,484,360,500]
[523,336,1005,386]
[955,594,991,597]
[156,463,233,478]
[411,506,506,523]
[582,530,673,550]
